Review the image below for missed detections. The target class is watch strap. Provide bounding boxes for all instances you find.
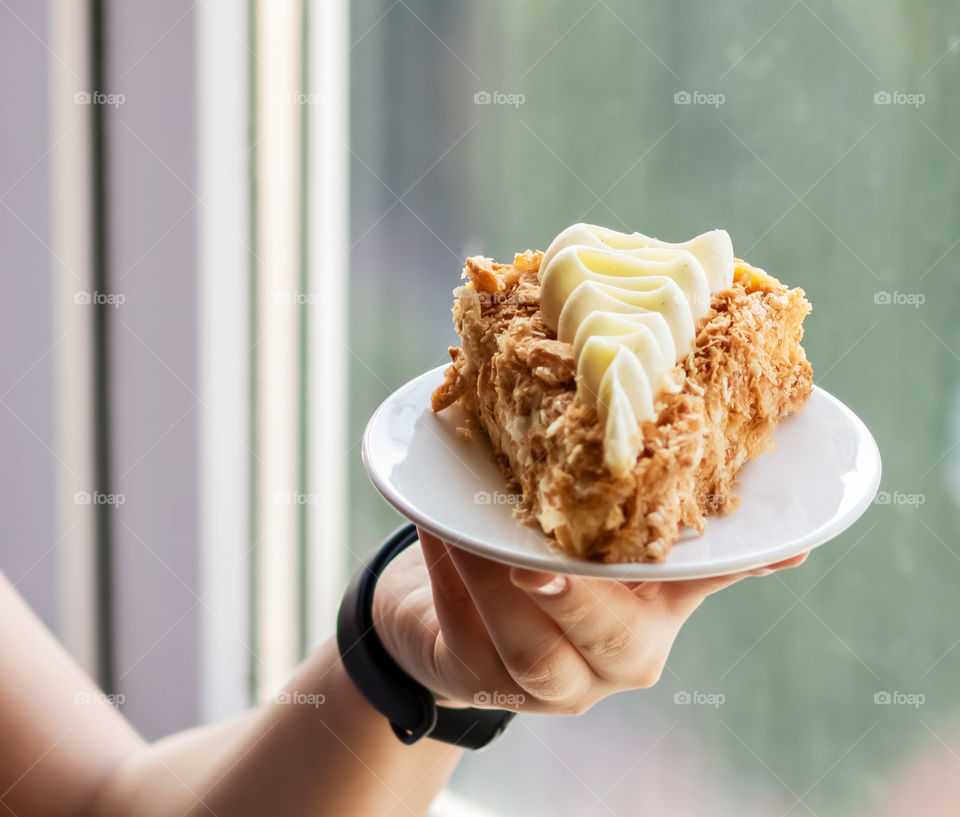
[336,523,516,749]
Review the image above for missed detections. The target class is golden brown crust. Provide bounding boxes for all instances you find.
[433,252,813,563]
[430,348,468,413]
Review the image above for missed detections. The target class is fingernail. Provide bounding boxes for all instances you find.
[750,568,774,577]
[528,575,568,596]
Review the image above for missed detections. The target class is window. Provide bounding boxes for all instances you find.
[348,2,960,815]
[1,1,958,815]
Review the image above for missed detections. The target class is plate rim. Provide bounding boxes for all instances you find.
[362,365,882,581]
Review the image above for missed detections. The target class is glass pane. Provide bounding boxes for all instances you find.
[350,1,960,814]
[0,0,57,628]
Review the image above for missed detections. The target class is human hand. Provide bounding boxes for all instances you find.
[372,527,807,715]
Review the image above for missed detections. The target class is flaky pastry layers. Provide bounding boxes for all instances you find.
[432,250,813,563]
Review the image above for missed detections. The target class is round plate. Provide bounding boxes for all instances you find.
[362,365,881,581]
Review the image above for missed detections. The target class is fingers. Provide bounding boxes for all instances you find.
[417,528,483,635]
[510,567,667,689]
[415,529,501,695]
[662,550,811,615]
[760,551,809,572]
[445,546,594,710]
[415,531,811,713]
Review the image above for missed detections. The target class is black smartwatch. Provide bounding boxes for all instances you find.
[336,523,516,750]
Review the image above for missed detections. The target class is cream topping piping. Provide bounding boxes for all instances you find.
[539,223,735,474]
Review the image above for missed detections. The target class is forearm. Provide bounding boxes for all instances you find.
[91,639,462,817]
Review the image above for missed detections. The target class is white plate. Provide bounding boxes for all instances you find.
[362,365,881,581]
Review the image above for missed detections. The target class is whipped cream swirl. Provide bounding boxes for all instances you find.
[538,223,735,474]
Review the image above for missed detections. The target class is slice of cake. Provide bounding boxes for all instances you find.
[432,223,813,563]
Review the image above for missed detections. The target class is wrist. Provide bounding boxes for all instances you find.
[371,546,452,700]
[337,524,517,748]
